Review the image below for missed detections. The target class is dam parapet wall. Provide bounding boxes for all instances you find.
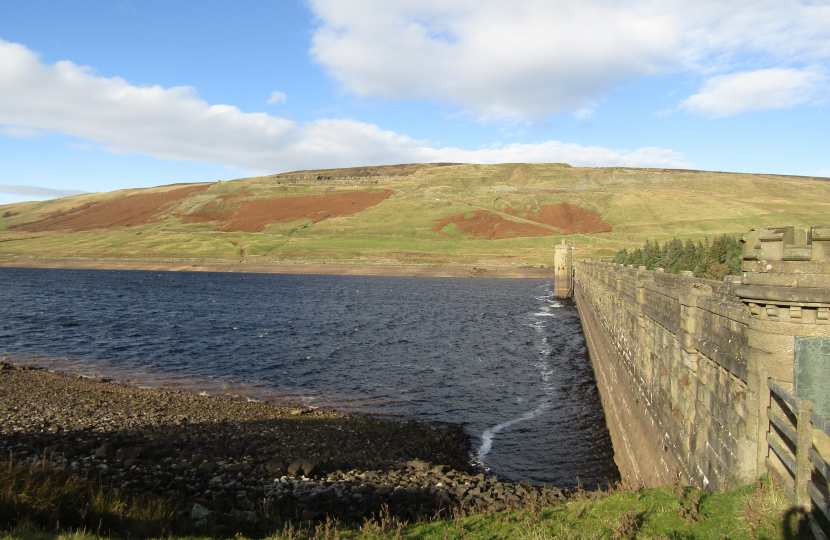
[574,225,830,494]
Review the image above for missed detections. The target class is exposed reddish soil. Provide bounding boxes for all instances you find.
[12,187,392,234]
[12,185,211,232]
[515,203,614,234]
[182,189,393,232]
[432,203,613,239]
[431,210,553,240]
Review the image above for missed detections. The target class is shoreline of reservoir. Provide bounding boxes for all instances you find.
[0,265,618,487]
[0,362,570,530]
[0,255,554,278]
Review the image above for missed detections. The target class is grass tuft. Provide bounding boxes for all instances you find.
[0,458,178,539]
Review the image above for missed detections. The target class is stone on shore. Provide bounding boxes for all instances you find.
[0,363,570,527]
[266,458,284,474]
[191,503,211,520]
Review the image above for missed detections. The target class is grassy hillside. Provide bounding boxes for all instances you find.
[1,163,828,267]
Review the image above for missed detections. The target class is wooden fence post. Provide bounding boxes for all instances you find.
[757,371,770,476]
[796,398,813,510]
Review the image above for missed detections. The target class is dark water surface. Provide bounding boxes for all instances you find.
[0,267,618,488]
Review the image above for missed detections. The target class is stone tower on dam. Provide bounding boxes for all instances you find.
[554,241,573,298]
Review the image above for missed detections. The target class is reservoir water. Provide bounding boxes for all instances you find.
[0,267,618,488]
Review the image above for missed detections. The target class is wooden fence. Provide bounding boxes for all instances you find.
[759,371,830,539]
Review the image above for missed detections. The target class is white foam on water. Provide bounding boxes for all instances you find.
[476,400,553,461]
[475,281,563,459]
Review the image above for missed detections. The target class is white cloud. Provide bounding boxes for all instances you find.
[0,125,44,139]
[425,143,688,169]
[0,184,88,197]
[682,68,826,117]
[307,0,830,119]
[0,193,52,206]
[267,91,287,104]
[574,107,595,121]
[0,39,689,173]
[67,142,93,150]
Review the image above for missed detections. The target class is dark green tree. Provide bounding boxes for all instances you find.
[626,247,643,267]
[611,234,742,279]
[643,239,664,270]
[680,239,697,271]
[664,238,684,273]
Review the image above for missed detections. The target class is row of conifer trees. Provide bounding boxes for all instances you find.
[611,235,742,281]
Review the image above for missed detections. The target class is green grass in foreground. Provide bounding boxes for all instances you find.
[1,454,812,540]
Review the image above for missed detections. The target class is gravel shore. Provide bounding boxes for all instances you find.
[0,362,568,528]
[0,257,555,279]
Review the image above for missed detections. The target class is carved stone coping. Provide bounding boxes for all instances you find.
[734,284,830,306]
[742,226,830,262]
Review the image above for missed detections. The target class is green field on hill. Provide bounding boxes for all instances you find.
[1,163,828,267]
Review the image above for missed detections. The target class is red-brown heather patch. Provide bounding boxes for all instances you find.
[432,203,613,239]
[431,210,553,240]
[516,203,613,234]
[12,184,211,232]
[182,189,394,232]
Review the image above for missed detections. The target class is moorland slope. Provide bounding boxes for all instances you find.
[1,163,827,271]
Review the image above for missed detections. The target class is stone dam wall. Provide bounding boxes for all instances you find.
[572,226,830,492]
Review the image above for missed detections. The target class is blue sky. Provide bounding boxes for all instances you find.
[1,0,828,205]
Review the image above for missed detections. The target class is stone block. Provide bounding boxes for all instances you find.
[705,444,724,474]
[732,382,749,404]
[659,408,674,430]
[758,226,793,260]
[705,369,717,394]
[670,377,680,404]
[714,437,734,466]
[795,273,830,289]
[743,272,798,287]
[725,409,740,435]
[744,348,793,383]
[736,417,747,439]
[783,246,812,261]
[714,397,731,425]
[735,436,758,485]
[744,408,758,441]
[744,328,794,355]
[694,411,711,438]
[742,260,830,274]
[697,382,710,408]
[732,397,746,422]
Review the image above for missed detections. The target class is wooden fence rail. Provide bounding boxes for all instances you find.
[759,371,830,540]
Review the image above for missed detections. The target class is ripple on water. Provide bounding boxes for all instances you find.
[0,267,618,488]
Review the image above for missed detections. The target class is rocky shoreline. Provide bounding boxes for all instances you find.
[0,362,569,531]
